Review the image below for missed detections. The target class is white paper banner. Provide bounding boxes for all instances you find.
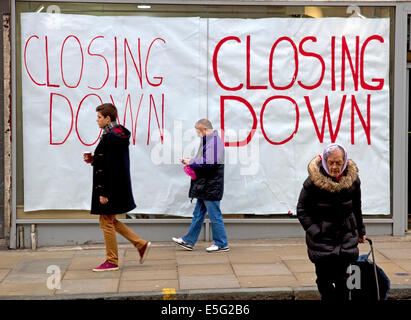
[21,13,390,215]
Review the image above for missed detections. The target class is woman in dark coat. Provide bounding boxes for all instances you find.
[297,143,366,300]
[84,103,150,271]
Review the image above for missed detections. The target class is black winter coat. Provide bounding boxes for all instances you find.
[297,156,366,263]
[188,130,225,201]
[90,125,136,215]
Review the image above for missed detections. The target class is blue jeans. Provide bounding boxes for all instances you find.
[182,199,228,247]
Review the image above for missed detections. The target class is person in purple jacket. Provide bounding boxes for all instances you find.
[172,119,229,252]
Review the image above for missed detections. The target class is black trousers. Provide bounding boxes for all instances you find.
[314,257,351,301]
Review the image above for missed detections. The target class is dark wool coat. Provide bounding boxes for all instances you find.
[90,125,136,215]
[188,130,225,201]
[297,156,366,263]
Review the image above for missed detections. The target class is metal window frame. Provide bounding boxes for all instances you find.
[393,3,410,235]
[10,0,17,249]
[9,0,407,248]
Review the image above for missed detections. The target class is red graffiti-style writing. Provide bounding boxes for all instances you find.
[49,93,73,145]
[220,96,257,147]
[305,95,347,143]
[260,96,299,145]
[49,92,165,147]
[23,35,166,91]
[87,36,110,90]
[220,94,373,147]
[213,34,385,146]
[23,31,385,148]
[213,35,385,92]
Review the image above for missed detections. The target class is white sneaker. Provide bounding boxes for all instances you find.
[206,244,230,253]
[172,237,194,251]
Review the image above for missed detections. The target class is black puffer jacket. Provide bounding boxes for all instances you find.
[188,130,224,201]
[297,156,366,263]
[90,124,136,215]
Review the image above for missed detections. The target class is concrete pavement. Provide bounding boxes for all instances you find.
[0,235,411,300]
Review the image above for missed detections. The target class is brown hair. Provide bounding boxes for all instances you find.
[96,103,118,122]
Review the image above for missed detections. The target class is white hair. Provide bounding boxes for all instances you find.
[323,145,346,162]
[321,143,348,176]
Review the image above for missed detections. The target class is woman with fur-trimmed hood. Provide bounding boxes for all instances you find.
[297,143,366,300]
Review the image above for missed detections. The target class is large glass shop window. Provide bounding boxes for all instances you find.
[16,2,394,219]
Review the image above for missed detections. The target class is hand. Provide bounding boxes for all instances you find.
[99,196,109,205]
[358,235,367,243]
[83,154,94,164]
[181,158,191,165]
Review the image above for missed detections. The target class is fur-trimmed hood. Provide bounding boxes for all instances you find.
[308,156,359,192]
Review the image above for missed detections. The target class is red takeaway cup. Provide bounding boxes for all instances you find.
[83,151,93,163]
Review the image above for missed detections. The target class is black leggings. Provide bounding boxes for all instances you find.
[315,257,351,301]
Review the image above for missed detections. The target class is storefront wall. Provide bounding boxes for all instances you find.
[0,1,11,247]
[6,0,408,248]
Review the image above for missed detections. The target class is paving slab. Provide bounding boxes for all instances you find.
[392,260,411,272]
[228,251,281,264]
[56,279,119,295]
[232,263,292,277]
[283,260,315,273]
[238,275,299,288]
[377,262,408,274]
[293,272,317,286]
[272,247,309,260]
[179,274,240,290]
[0,256,24,269]
[3,258,71,283]
[20,251,77,259]
[0,270,11,282]
[178,263,233,276]
[176,253,230,265]
[122,269,178,280]
[372,242,411,249]
[376,248,411,260]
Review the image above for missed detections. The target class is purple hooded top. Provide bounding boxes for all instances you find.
[189,130,224,168]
